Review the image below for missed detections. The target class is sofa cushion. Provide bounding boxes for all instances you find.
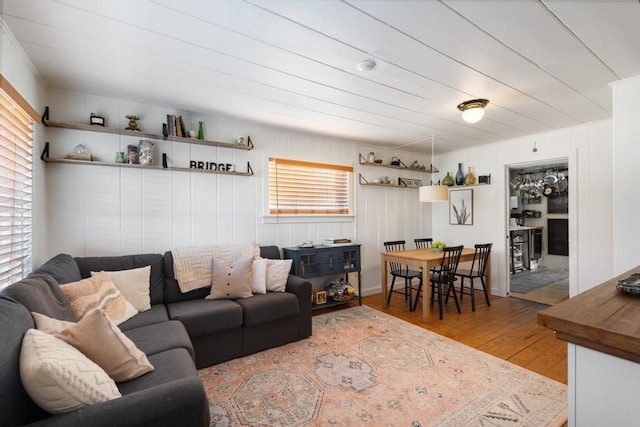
[30,253,82,284]
[206,257,253,300]
[171,244,259,293]
[260,245,281,260]
[33,311,154,383]
[116,348,197,394]
[2,274,76,321]
[60,273,138,325]
[123,320,195,362]
[163,251,211,303]
[92,266,151,312]
[117,304,169,331]
[75,254,165,306]
[0,296,48,427]
[234,292,300,327]
[20,329,121,414]
[167,299,243,337]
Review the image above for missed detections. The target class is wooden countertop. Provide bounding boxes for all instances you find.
[509,226,544,231]
[538,265,640,363]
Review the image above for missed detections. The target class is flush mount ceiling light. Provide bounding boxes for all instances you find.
[457,98,489,124]
[356,59,376,72]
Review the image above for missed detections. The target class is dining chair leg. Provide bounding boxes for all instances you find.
[405,278,413,311]
[412,278,423,312]
[481,277,491,306]
[470,278,476,312]
[449,282,461,313]
[458,277,465,302]
[387,276,397,306]
[437,283,444,320]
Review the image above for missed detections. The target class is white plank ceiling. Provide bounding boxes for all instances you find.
[2,0,639,154]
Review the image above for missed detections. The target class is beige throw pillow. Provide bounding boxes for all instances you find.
[206,257,253,300]
[60,272,138,325]
[20,328,121,414]
[33,311,154,382]
[91,266,151,312]
[266,259,292,292]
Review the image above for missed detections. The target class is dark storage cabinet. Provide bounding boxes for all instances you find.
[284,244,362,309]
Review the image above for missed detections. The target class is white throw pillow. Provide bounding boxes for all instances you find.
[265,259,293,292]
[91,266,151,312]
[20,329,121,414]
[252,258,268,294]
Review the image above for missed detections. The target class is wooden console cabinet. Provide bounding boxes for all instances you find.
[283,244,362,310]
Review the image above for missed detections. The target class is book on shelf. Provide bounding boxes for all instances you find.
[179,115,187,138]
[166,114,174,137]
[174,115,182,137]
[323,238,351,246]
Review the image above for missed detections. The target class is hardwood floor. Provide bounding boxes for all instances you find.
[511,281,569,305]
[316,291,567,385]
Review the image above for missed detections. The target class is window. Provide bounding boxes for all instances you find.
[0,77,36,289]
[268,158,353,215]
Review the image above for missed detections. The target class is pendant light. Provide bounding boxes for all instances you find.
[457,99,489,124]
[419,136,448,202]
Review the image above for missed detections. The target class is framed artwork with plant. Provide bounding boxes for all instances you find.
[449,189,473,225]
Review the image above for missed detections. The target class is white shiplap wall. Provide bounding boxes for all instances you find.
[42,89,615,300]
[42,89,433,296]
[434,118,613,298]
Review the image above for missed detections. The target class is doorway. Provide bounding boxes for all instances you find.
[507,159,569,305]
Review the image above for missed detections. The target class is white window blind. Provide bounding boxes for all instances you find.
[0,87,33,289]
[269,158,353,215]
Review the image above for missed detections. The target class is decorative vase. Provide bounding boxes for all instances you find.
[367,152,375,162]
[464,167,476,185]
[115,151,125,164]
[138,140,154,166]
[442,172,455,186]
[197,121,204,140]
[455,163,464,185]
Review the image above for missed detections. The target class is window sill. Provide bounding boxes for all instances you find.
[262,214,355,224]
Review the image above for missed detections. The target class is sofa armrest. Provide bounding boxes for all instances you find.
[26,377,209,427]
[286,274,312,338]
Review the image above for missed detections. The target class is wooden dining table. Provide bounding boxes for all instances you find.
[381,247,491,323]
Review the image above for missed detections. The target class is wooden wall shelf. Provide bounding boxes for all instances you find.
[358,153,436,173]
[41,106,253,151]
[41,156,254,177]
[40,106,254,176]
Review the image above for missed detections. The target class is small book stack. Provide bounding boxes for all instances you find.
[64,153,93,161]
[165,114,188,138]
[323,238,352,246]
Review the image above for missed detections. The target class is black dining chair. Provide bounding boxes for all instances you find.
[384,240,423,311]
[412,245,463,319]
[414,238,433,249]
[456,243,492,312]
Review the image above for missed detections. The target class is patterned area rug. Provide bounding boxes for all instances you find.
[199,306,567,426]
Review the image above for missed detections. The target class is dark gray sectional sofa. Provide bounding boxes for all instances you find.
[0,246,312,427]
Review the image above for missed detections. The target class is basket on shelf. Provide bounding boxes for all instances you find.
[326,278,355,302]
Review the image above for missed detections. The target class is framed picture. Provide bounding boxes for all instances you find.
[315,291,327,305]
[449,189,473,225]
[398,177,422,188]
